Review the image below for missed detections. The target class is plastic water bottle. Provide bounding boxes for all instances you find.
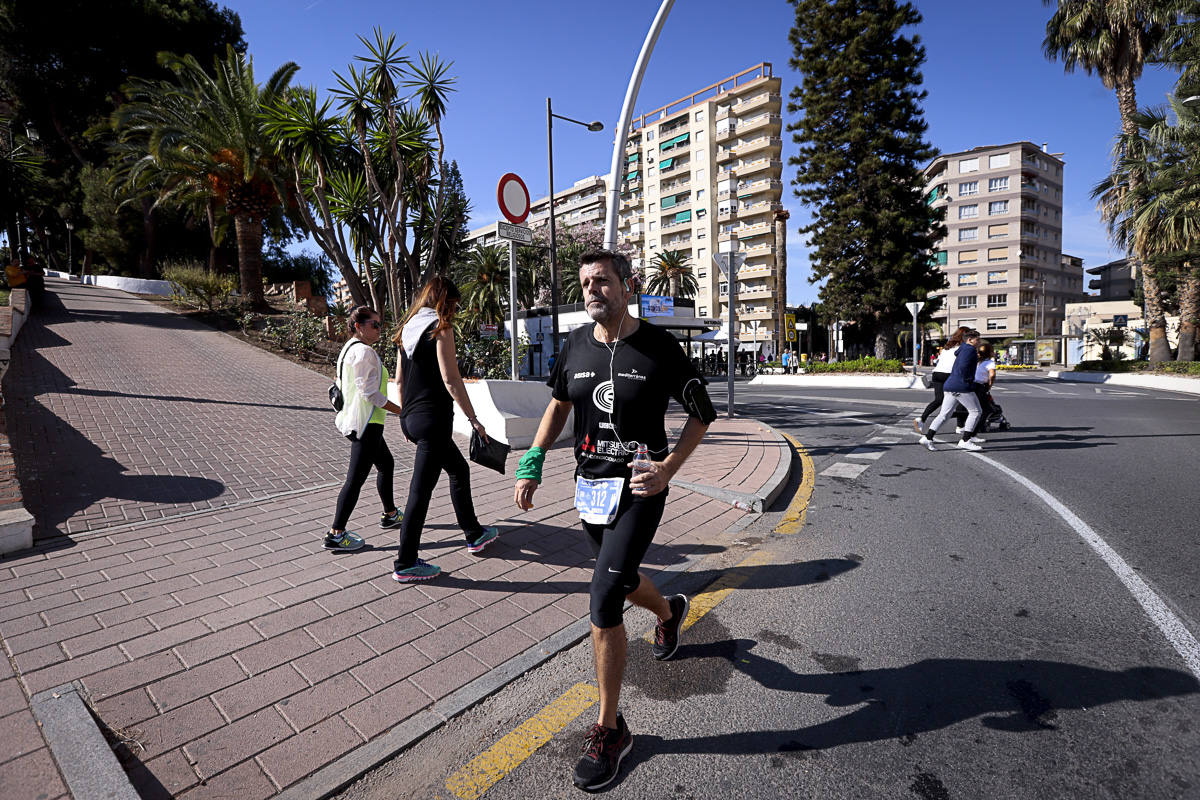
[631,444,653,474]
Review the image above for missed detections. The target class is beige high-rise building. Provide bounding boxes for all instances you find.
[924,142,1084,340]
[619,63,786,355]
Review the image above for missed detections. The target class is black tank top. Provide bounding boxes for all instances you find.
[399,321,453,420]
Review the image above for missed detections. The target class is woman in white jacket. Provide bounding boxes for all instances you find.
[326,306,404,552]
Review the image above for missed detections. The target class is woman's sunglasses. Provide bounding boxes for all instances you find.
[363,320,382,330]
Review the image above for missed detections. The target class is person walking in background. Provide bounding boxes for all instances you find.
[513,250,715,791]
[914,327,967,433]
[390,276,499,582]
[955,341,997,441]
[919,329,984,452]
[327,306,405,552]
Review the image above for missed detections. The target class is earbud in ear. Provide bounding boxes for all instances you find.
[624,278,633,292]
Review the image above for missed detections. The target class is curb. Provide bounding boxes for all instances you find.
[670,422,792,513]
[274,418,797,799]
[31,682,141,800]
[1049,369,1200,396]
[749,373,928,390]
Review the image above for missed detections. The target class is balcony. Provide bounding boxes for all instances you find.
[716,125,735,142]
[737,113,782,135]
[732,135,782,157]
[737,221,771,238]
[737,157,782,177]
[716,147,735,163]
[738,263,774,278]
[659,160,690,179]
[718,228,737,242]
[664,233,692,247]
[742,241,773,255]
[735,92,781,113]
[739,199,777,216]
[623,177,641,192]
[661,197,692,216]
[718,207,738,222]
[660,178,690,193]
[661,217,692,232]
[627,226,645,241]
[625,139,639,154]
[739,285,775,299]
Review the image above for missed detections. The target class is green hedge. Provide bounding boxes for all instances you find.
[1073,360,1200,377]
[802,356,905,374]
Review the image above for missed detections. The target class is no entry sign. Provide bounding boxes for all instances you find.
[497,173,531,224]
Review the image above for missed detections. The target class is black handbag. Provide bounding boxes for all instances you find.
[329,341,367,411]
[469,429,510,474]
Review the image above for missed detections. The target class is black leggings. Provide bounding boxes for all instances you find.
[582,487,668,629]
[919,373,948,422]
[394,412,482,570]
[332,422,395,531]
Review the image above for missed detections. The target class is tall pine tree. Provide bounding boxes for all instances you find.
[787,0,945,357]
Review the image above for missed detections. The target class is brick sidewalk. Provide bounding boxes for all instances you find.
[0,279,789,800]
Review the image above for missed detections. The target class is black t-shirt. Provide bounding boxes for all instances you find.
[549,320,705,479]
[399,321,453,420]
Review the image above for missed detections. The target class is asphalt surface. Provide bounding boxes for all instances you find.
[333,373,1200,800]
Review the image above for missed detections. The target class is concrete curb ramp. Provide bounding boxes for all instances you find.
[31,682,141,800]
[1049,369,1200,396]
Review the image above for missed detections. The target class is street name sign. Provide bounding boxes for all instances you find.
[497,221,532,244]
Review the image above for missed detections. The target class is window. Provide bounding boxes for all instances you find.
[987,293,1007,308]
[696,130,705,141]
[988,200,1009,215]
[696,208,707,218]
[989,153,1011,169]
[958,271,978,285]
[987,318,1006,331]
[959,181,978,196]
[959,157,979,173]
[988,223,1009,239]
[695,111,705,122]
[719,282,728,295]
[959,204,979,219]
[697,247,706,261]
[699,307,707,316]
[958,251,978,265]
[649,239,656,248]
[958,318,977,328]
[958,295,978,309]
[988,247,1008,262]
[958,228,978,242]
[649,221,656,231]
[987,270,1008,285]
[646,130,654,140]
[935,251,948,266]
[696,169,705,182]
[988,177,1009,192]
[649,202,656,211]
[1022,198,1037,212]
[696,189,705,201]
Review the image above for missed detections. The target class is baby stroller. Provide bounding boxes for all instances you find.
[983,393,1010,432]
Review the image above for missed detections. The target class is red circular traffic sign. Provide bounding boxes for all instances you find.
[497,172,531,224]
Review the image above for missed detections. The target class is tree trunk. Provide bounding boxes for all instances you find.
[874,322,896,360]
[233,214,266,309]
[774,208,790,358]
[139,198,156,279]
[1177,264,1198,362]
[1116,79,1171,364]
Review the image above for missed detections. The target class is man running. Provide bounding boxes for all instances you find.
[513,249,716,791]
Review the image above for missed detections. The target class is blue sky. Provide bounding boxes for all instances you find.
[228,0,1181,305]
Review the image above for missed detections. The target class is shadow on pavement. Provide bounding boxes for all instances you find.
[626,640,1199,757]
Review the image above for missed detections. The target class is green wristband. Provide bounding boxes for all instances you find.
[515,446,547,483]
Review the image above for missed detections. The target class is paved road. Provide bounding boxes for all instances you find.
[336,374,1200,800]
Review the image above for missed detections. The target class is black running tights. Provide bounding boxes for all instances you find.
[332,423,395,531]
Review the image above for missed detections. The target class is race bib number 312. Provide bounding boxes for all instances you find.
[574,476,625,526]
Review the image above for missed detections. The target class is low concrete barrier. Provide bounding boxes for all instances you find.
[389,380,572,449]
[1049,369,1200,396]
[750,373,926,390]
[0,287,34,554]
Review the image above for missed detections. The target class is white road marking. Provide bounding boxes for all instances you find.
[820,462,870,479]
[867,436,901,444]
[974,453,1200,681]
[845,448,885,460]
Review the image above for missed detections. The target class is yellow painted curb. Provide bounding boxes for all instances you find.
[777,432,815,535]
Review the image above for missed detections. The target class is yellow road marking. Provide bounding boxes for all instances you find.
[644,550,775,642]
[444,683,599,800]
[776,433,815,535]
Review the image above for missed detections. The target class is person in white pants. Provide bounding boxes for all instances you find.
[920,330,983,452]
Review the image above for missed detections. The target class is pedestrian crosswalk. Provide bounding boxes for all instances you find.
[818,411,920,480]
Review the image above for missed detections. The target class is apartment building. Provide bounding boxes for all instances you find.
[464,65,787,355]
[924,142,1083,339]
[1086,257,1135,301]
[619,63,786,355]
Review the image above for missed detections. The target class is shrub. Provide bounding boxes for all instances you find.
[1153,361,1200,377]
[265,310,326,356]
[161,262,237,312]
[801,356,905,374]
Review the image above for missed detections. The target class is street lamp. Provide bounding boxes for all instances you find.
[1182,95,1200,108]
[547,98,604,361]
[65,220,74,274]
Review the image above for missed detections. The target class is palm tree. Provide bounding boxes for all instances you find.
[404,52,456,277]
[112,46,297,308]
[1043,0,1188,362]
[458,244,509,329]
[645,249,699,298]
